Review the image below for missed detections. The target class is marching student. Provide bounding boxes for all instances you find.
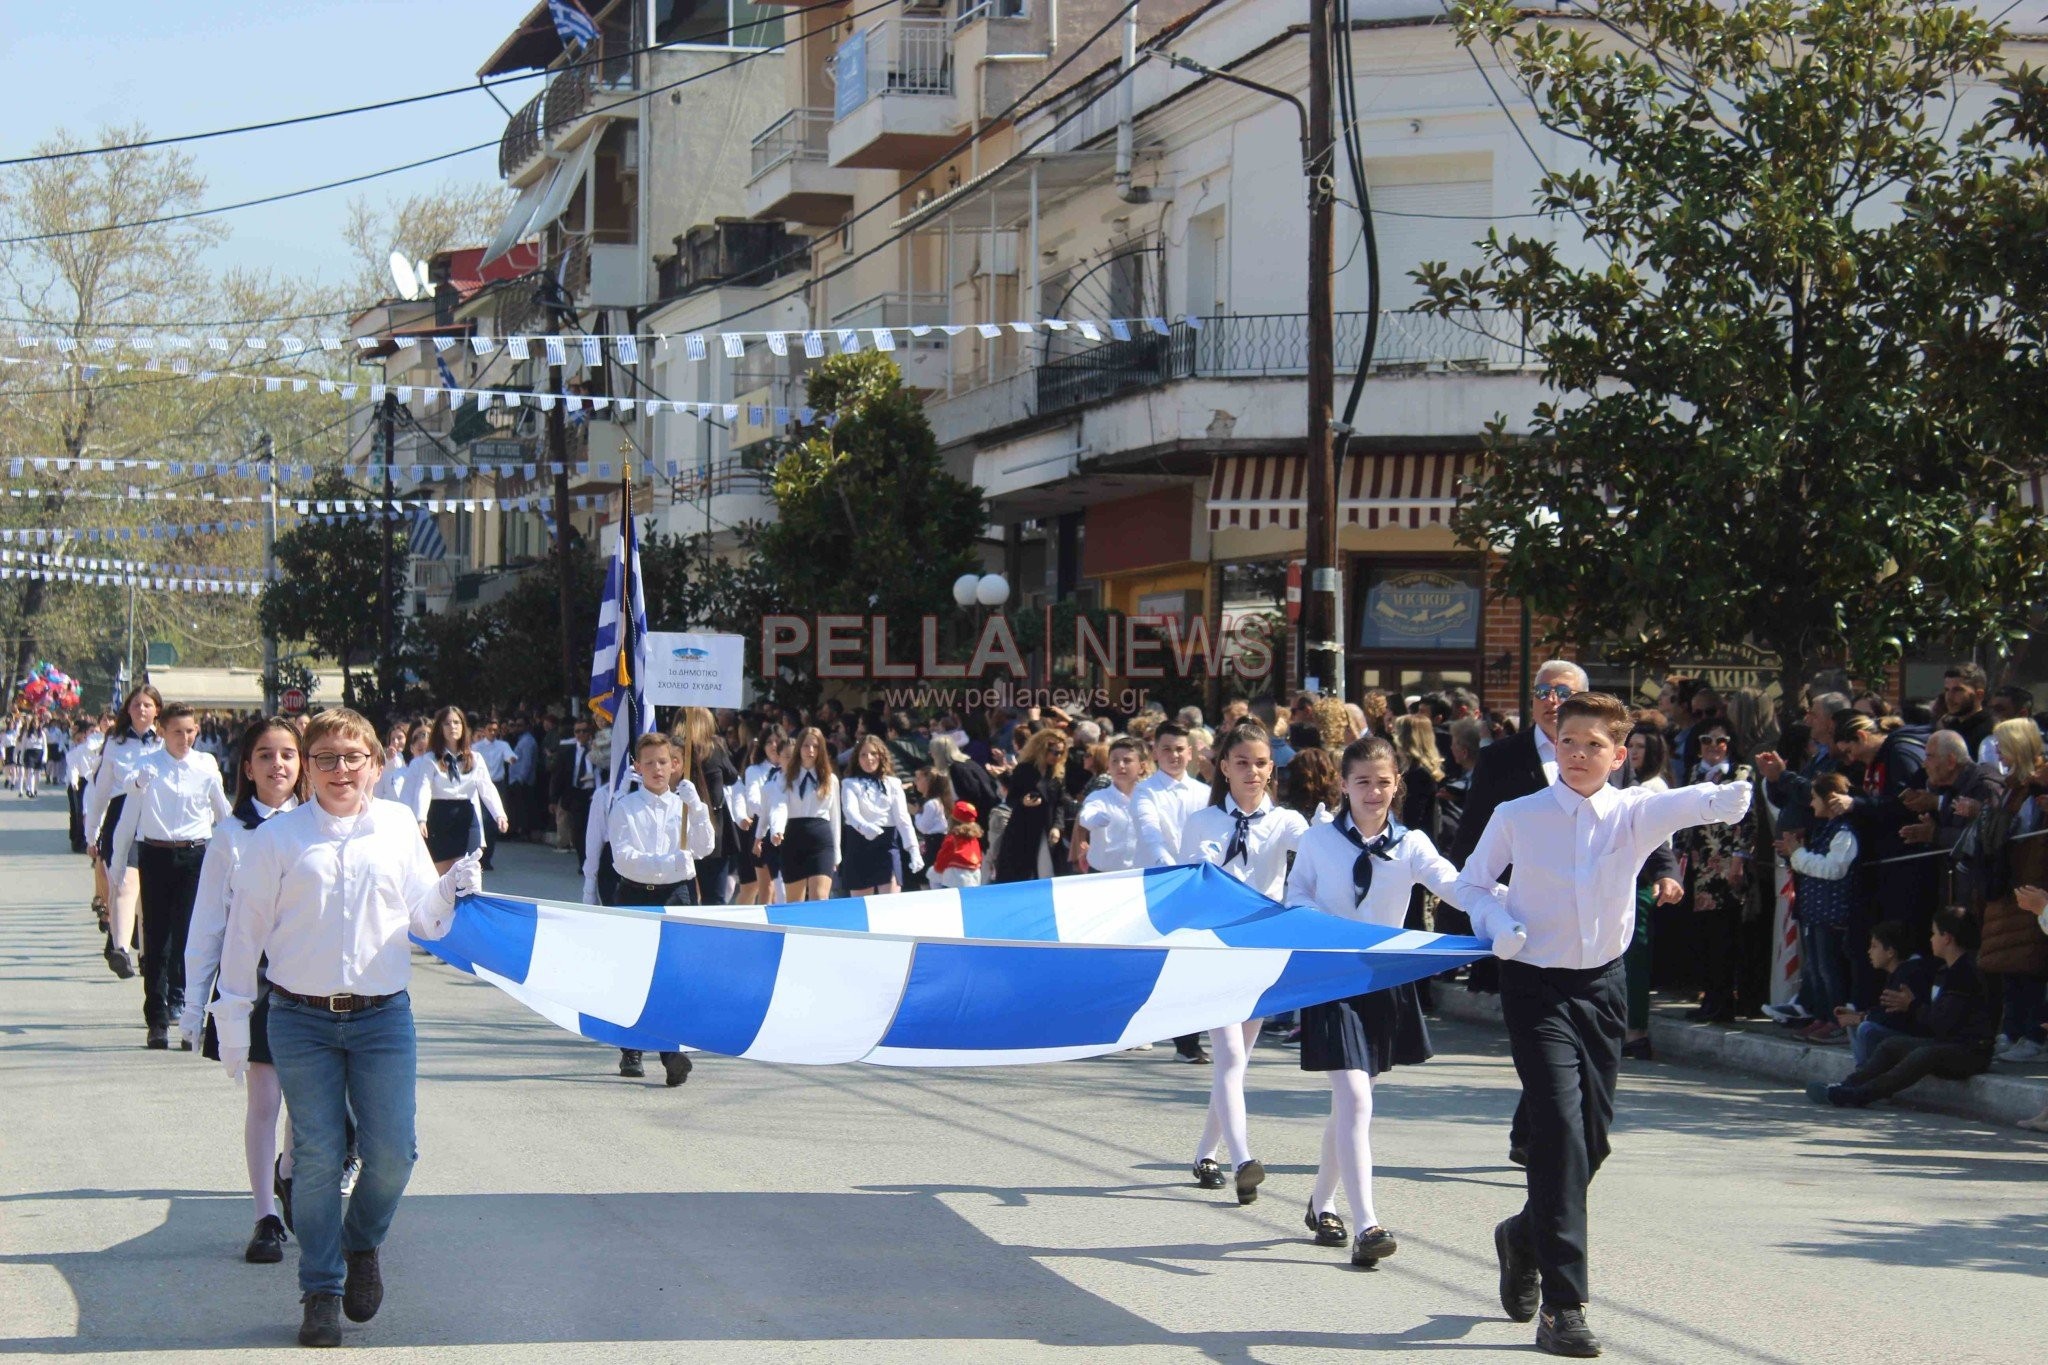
[406,707,507,875]
[767,726,839,903]
[1178,720,1310,1206]
[372,723,414,805]
[1454,692,1749,1359]
[929,800,985,888]
[1135,722,1215,1063]
[17,710,48,798]
[215,708,478,1348]
[1285,735,1503,1266]
[109,702,233,1050]
[471,720,514,871]
[85,686,163,978]
[840,735,924,896]
[1076,735,1146,872]
[65,717,98,857]
[180,716,304,1264]
[604,732,715,1087]
[737,732,784,905]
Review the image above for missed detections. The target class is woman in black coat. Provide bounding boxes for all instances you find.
[992,729,1072,884]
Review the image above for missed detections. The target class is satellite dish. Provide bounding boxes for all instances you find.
[388,252,421,301]
[416,259,432,296]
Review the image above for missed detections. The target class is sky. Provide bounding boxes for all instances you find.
[0,0,534,293]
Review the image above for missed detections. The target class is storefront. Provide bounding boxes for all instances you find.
[1346,556,1485,702]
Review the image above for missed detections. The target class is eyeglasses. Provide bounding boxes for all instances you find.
[1533,684,1576,702]
[1699,735,1731,747]
[309,751,373,772]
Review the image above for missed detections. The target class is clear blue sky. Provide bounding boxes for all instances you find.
[0,0,531,289]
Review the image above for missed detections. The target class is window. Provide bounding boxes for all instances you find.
[955,0,1027,24]
[652,0,783,49]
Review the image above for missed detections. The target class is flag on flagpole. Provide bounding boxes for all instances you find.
[586,478,652,794]
[409,507,446,561]
[548,0,601,47]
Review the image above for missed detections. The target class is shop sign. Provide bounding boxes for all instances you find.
[1357,568,1480,651]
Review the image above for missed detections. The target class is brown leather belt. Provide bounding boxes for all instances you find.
[142,837,207,849]
[269,987,400,1013]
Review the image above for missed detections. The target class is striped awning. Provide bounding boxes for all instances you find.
[1206,453,1478,532]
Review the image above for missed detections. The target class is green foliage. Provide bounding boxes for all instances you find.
[1421,0,2048,701]
[258,472,403,694]
[394,544,602,716]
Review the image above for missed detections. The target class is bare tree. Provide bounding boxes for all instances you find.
[339,181,507,308]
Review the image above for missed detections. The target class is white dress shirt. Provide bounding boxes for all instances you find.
[473,737,513,783]
[180,798,293,1039]
[65,740,98,791]
[607,782,716,886]
[1533,725,1559,787]
[84,730,160,845]
[768,768,841,867]
[1077,783,1142,872]
[1286,812,1474,928]
[405,751,507,826]
[1179,795,1310,900]
[841,774,924,871]
[374,756,413,804]
[1133,769,1212,867]
[1455,779,1752,969]
[108,748,234,872]
[914,797,948,836]
[213,797,454,1050]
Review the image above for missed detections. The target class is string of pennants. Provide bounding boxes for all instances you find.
[0,560,264,597]
[2,518,263,547]
[3,495,618,550]
[3,487,272,504]
[0,547,268,581]
[4,315,1203,364]
[6,450,797,483]
[287,494,607,520]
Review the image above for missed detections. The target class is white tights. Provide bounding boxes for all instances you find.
[245,1063,285,1219]
[1309,1069,1378,1229]
[106,865,140,950]
[1194,1019,1262,1167]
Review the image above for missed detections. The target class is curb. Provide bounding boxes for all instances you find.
[1427,988,2048,1130]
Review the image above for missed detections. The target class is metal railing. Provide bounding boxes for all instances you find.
[500,89,548,179]
[833,17,954,120]
[749,108,834,180]
[1034,309,1534,415]
[830,290,952,333]
[955,0,1027,27]
[498,30,636,178]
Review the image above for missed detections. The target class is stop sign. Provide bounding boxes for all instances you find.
[280,687,307,715]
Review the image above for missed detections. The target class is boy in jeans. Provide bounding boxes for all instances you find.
[1455,693,1751,1358]
[1831,919,1936,1068]
[1810,906,1996,1107]
[1774,771,1858,1041]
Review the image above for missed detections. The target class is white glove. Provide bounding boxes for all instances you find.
[1491,925,1529,961]
[907,856,925,876]
[126,765,156,792]
[438,850,483,901]
[177,1005,204,1053]
[1712,780,1754,823]
[221,1045,250,1084]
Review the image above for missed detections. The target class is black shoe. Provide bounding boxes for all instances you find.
[298,1292,342,1348]
[1806,1081,1871,1108]
[342,1248,383,1323]
[1508,1144,1529,1168]
[1494,1217,1540,1323]
[1536,1304,1602,1357]
[1305,1202,1348,1247]
[145,1028,169,1050]
[661,1051,693,1087]
[1177,1048,1212,1064]
[1351,1226,1398,1266]
[618,1049,644,1078]
[1620,1037,1653,1062]
[1234,1158,1265,1206]
[1689,996,1735,1024]
[1192,1158,1227,1190]
[244,1214,288,1264]
[274,1157,294,1233]
[104,945,135,979]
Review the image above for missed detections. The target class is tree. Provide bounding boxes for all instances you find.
[258,472,403,703]
[753,353,985,678]
[1419,0,2048,707]
[339,182,506,310]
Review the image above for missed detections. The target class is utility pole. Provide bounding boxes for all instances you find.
[259,432,278,712]
[378,390,399,721]
[1303,0,1343,699]
[547,291,577,719]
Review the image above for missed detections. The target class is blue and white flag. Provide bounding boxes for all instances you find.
[585,487,652,792]
[548,0,600,47]
[409,507,445,561]
[417,864,1491,1066]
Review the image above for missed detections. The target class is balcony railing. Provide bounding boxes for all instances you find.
[749,108,834,180]
[831,291,951,333]
[498,29,636,178]
[501,89,548,179]
[954,0,1027,27]
[833,18,954,120]
[1034,309,1535,416]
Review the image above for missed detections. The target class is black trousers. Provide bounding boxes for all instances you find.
[136,842,207,1030]
[1500,957,1625,1310]
[566,788,594,866]
[1846,1034,1991,1100]
[67,784,87,853]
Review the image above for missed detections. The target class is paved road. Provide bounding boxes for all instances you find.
[2,794,2044,1362]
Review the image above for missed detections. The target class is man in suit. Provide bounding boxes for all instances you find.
[552,720,599,866]
[1446,659,1684,1166]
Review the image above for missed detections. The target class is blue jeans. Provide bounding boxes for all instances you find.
[1797,922,1852,1017]
[266,993,419,1296]
[2003,973,2047,1043]
[1852,1019,1914,1069]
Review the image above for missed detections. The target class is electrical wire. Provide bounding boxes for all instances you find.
[1333,0,1379,433]
[0,0,901,248]
[0,0,858,168]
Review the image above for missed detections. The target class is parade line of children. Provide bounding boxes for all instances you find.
[58,675,1752,1356]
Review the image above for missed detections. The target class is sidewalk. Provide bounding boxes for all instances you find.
[1429,987,2048,1128]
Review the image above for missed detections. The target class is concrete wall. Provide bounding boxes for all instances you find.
[639,45,788,300]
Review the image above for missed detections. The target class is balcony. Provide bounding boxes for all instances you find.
[497,27,636,182]
[1034,310,1537,417]
[831,291,951,389]
[828,17,958,170]
[746,108,858,225]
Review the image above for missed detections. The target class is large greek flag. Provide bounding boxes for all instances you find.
[586,489,652,792]
[418,864,1490,1066]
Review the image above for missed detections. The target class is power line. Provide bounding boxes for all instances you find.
[0,0,856,168]
[0,0,898,248]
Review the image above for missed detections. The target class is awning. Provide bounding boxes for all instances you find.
[1206,453,1478,532]
[481,173,553,268]
[528,134,600,235]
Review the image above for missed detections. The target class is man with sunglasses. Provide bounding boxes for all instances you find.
[216,708,480,1348]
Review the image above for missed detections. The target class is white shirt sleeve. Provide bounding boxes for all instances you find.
[407,755,434,820]
[1450,810,1520,942]
[842,781,885,840]
[1789,827,1859,879]
[475,763,506,825]
[208,762,233,825]
[107,778,144,877]
[915,798,947,836]
[889,777,923,873]
[1630,780,1752,856]
[213,828,282,1052]
[181,828,237,1035]
[679,780,716,860]
[1283,829,1322,906]
[82,739,124,846]
[581,784,610,904]
[1134,785,1174,867]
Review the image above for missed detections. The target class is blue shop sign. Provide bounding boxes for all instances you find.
[1358,568,1480,651]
